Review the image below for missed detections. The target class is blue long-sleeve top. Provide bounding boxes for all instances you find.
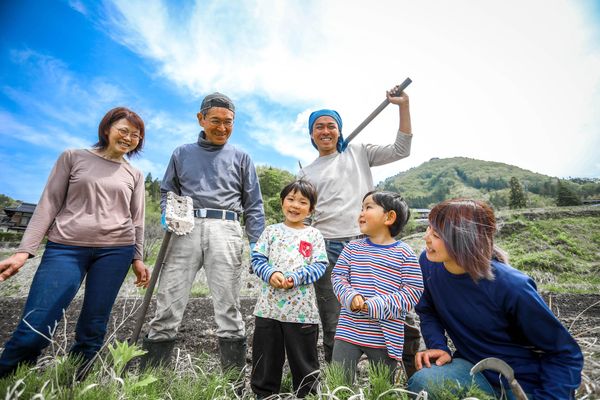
[416,251,583,399]
[160,132,265,241]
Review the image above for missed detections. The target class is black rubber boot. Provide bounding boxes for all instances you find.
[218,336,247,372]
[139,336,176,370]
[218,337,247,396]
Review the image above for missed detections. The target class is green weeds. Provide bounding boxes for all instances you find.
[424,379,496,400]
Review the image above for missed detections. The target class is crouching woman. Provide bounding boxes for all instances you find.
[408,198,583,399]
[0,107,150,379]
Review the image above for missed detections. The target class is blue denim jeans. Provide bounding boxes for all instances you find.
[313,240,347,363]
[407,358,530,400]
[0,241,134,377]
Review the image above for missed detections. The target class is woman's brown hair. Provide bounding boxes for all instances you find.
[428,198,507,281]
[95,107,145,157]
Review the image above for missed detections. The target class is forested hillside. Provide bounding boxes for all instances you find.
[378,157,600,208]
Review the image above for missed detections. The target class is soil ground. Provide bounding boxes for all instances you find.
[1,294,599,396]
[0,246,599,396]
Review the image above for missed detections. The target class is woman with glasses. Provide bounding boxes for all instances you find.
[0,107,150,379]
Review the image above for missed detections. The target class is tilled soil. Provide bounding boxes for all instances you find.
[0,250,599,395]
[1,294,598,369]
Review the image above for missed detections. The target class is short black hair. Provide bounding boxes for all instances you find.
[363,190,411,237]
[280,180,318,212]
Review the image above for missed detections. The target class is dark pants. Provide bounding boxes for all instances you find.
[251,317,320,399]
[0,241,134,378]
[315,239,422,377]
[332,339,397,383]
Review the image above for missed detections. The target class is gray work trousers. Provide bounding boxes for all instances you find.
[332,339,397,384]
[147,217,245,340]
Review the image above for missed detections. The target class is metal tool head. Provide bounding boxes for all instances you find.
[470,357,515,381]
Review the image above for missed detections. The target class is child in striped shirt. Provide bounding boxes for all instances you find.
[250,180,328,399]
[331,190,424,382]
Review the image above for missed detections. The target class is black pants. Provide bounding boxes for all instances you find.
[251,317,320,399]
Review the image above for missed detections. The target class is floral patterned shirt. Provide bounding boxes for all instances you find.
[251,223,328,324]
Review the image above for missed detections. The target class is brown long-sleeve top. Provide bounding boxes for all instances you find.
[17,149,145,260]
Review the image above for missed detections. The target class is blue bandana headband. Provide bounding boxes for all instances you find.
[308,109,347,153]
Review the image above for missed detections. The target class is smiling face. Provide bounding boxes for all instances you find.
[423,225,453,264]
[105,118,141,158]
[197,107,234,145]
[282,189,312,229]
[358,195,392,237]
[311,116,340,156]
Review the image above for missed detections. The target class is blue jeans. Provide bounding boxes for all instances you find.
[407,358,530,400]
[0,241,134,377]
[313,240,347,363]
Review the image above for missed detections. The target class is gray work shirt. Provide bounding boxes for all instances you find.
[160,132,265,241]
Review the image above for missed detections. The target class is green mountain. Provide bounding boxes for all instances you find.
[378,157,600,209]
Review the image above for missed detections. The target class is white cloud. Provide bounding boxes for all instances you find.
[145,111,199,144]
[0,111,89,150]
[68,0,88,15]
[5,49,125,127]
[245,103,316,167]
[102,0,600,179]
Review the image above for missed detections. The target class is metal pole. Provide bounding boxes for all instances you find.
[130,230,172,344]
[343,77,412,146]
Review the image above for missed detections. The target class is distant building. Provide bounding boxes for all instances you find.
[0,202,36,232]
[413,208,430,224]
[582,198,600,206]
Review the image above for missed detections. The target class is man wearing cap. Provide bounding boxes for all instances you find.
[300,87,421,376]
[141,93,265,374]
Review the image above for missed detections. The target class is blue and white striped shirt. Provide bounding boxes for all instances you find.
[332,238,423,360]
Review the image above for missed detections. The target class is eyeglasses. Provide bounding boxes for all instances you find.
[114,127,142,141]
[207,118,234,128]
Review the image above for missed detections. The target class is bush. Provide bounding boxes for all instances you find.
[0,231,23,242]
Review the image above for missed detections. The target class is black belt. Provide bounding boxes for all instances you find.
[193,209,239,221]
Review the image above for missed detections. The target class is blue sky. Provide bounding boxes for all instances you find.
[1,0,599,203]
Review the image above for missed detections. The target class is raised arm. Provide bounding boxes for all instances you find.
[387,89,411,135]
[364,89,412,167]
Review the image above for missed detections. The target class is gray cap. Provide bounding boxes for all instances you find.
[200,92,235,115]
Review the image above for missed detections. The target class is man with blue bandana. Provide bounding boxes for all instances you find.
[300,88,420,376]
